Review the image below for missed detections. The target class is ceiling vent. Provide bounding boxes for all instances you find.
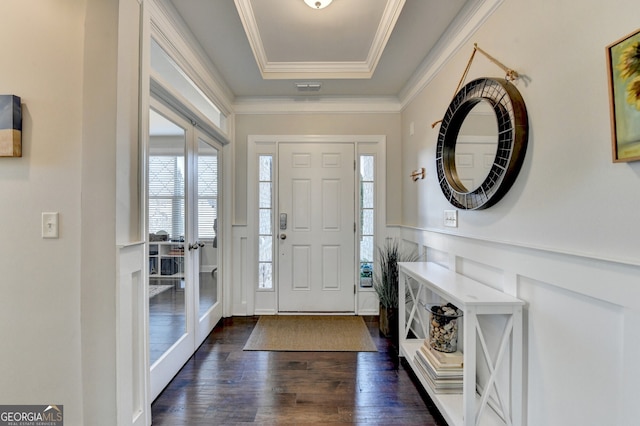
[295,82,322,92]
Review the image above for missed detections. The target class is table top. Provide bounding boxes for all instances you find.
[399,262,524,307]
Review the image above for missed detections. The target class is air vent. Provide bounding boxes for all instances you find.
[295,82,322,92]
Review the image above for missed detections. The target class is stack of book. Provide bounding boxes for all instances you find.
[413,341,464,394]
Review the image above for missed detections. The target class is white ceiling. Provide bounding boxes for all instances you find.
[167,0,473,99]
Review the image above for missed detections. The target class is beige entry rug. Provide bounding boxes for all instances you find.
[243,315,378,352]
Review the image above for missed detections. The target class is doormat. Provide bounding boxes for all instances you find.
[243,315,377,352]
[148,284,172,299]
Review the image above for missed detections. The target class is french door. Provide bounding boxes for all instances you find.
[277,142,356,312]
[147,100,222,400]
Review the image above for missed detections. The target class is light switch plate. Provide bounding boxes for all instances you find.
[444,210,458,228]
[42,212,59,238]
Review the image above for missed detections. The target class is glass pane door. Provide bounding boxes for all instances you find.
[148,105,195,401]
[194,134,222,343]
[148,108,187,365]
[147,103,223,400]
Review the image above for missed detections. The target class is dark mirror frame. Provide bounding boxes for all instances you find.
[436,78,529,210]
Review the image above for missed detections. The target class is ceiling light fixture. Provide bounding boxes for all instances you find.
[304,0,333,9]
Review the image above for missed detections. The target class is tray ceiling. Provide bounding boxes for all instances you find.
[167,0,484,98]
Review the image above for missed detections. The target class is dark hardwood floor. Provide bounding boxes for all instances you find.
[151,316,448,425]
[149,272,218,364]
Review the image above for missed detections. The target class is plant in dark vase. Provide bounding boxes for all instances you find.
[373,239,421,347]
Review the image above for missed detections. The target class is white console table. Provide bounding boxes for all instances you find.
[398,262,524,426]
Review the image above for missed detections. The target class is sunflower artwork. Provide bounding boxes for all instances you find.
[607,28,640,162]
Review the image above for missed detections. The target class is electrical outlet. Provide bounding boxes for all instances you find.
[444,210,457,228]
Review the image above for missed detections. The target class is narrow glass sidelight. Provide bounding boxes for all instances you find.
[359,155,375,288]
[258,155,274,290]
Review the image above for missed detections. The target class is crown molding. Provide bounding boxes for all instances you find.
[232,0,502,115]
[233,95,402,115]
[150,0,502,116]
[234,0,406,80]
[366,0,406,75]
[260,61,374,80]
[150,0,236,113]
[398,0,504,109]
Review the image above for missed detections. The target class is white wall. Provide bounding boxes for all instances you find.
[0,1,85,424]
[2,0,637,424]
[0,1,142,425]
[81,0,143,425]
[401,0,640,424]
[402,0,640,262]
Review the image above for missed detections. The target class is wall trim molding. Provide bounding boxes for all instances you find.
[233,96,402,115]
[397,224,640,268]
[398,225,640,312]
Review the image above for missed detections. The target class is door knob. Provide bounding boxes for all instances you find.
[189,242,200,250]
[280,234,287,240]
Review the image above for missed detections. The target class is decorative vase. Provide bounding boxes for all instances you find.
[428,303,463,353]
[379,305,398,347]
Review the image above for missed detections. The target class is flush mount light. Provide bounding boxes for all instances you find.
[304,0,333,9]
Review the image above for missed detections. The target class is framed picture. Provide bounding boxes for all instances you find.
[607,28,640,162]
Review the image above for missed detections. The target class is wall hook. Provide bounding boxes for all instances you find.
[411,168,425,181]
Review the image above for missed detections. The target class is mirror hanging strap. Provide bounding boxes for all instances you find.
[432,43,520,128]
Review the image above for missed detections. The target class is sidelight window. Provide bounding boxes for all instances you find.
[359,155,375,287]
[258,155,274,290]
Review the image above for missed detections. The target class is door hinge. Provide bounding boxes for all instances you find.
[354,222,356,233]
[354,160,356,170]
[354,284,356,294]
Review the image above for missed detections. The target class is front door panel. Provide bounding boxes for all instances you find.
[278,143,355,312]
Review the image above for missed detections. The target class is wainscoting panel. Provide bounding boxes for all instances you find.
[232,225,249,315]
[116,242,149,426]
[398,226,640,425]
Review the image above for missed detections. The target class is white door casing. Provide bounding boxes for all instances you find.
[278,142,356,312]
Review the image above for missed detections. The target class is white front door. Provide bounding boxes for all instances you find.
[278,142,356,312]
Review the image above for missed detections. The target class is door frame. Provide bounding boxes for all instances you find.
[146,97,226,401]
[247,135,387,316]
[140,4,233,416]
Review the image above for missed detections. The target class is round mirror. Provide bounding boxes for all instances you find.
[454,100,499,192]
[436,78,528,210]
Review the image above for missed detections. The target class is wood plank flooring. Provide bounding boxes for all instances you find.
[149,273,217,364]
[151,316,448,425]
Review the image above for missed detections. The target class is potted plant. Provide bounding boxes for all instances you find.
[373,238,421,346]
